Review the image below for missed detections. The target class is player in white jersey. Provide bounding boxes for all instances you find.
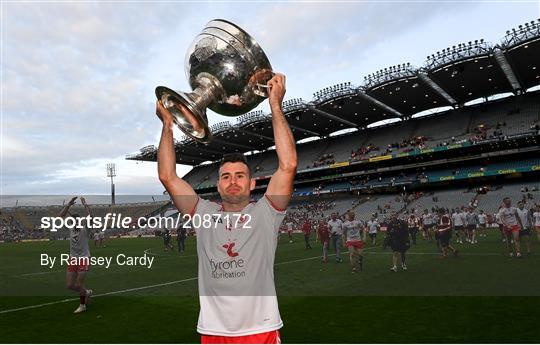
[421,209,434,243]
[366,215,380,245]
[59,196,93,314]
[157,73,294,343]
[495,208,505,243]
[477,210,488,238]
[328,213,344,263]
[497,197,525,257]
[516,202,533,254]
[451,209,465,244]
[342,211,365,273]
[533,205,540,242]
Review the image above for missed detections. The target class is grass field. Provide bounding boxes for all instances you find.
[1,230,539,343]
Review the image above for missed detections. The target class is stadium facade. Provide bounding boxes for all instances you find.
[126,19,539,206]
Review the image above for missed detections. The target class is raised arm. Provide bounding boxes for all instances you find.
[156,101,198,215]
[265,74,297,210]
[80,197,91,217]
[59,196,77,218]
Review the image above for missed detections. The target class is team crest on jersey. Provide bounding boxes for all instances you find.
[222,242,239,257]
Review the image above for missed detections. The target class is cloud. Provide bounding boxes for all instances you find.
[1,1,533,196]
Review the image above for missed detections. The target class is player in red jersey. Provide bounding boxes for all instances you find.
[437,209,458,258]
[302,219,312,249]
[317,220,330,263]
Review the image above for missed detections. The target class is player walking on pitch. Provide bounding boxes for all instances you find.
[498,197,524,258]
[157,73,296,343]
[59,196,93,314]
[342,211,365,272]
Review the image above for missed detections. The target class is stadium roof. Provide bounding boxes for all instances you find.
[127,19,540,166]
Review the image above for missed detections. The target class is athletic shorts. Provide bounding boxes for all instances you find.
[369,233,377,239]
[346,240,364,249]
[438,231,451,247]
[467,225,476,231]
[454,225,463,231]
[201,330,280,344]
[67,257,90,273]
[519,227,531,237]
[504,225,520,236]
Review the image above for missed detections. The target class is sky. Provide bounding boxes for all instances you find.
[1,0,539,200]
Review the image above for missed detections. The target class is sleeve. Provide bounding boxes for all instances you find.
[190,198,219,232]
[259,195,287,234]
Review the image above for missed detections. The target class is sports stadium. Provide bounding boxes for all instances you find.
[2,14,540,344]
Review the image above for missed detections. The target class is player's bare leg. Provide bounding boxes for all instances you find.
[67,271,91,313]
[513,231,521,257]
[391,252,398,272]
[358,248,364,271]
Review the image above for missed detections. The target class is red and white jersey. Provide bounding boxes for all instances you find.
[497,207,519,227]
[343,220,363,241]
[192,195,286,336]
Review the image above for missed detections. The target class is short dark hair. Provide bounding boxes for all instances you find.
[219,153,252,177]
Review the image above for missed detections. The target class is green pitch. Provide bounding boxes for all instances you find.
[1,231,539,343]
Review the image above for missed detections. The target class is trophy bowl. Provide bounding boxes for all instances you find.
[156,19,273,144]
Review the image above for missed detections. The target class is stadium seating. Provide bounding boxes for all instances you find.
[181,92,540,187]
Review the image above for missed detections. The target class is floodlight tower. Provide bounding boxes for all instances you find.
[106,163,116,205]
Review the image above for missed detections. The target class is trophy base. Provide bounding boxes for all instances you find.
[156,86,212,144]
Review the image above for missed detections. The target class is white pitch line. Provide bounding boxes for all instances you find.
[0,250,347,315]
[143,248,197,259]
[18,270,64,277]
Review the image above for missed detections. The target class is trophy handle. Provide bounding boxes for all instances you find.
[156,86,212,144]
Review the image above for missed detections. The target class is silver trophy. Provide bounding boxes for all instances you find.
[156,19,273,144]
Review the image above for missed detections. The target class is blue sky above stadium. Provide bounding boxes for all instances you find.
[1,1,538,199]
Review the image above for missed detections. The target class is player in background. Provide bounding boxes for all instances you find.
[163,228,174,251]
[342,211,364,273]
[59,196,93,314]
[421,209,433,243]
[407,213,419,245]
[516,201,533,254]
[317,219,330,263]
[495,208,505,243]
[477,210,488,238]
[459,207,470,243]
[302,219,312,250]
[498,197,525,258]
[387,212,410,272]
[451,208,465,244]
[366,215,380,245]
[466,207,478,244]
[286,220,294,243]
[177,223,188,254]
[533,205,540,243]
[328,213,344,263]
[437,209,458,258]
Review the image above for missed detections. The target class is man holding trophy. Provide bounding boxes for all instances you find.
[156,20,297,344]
